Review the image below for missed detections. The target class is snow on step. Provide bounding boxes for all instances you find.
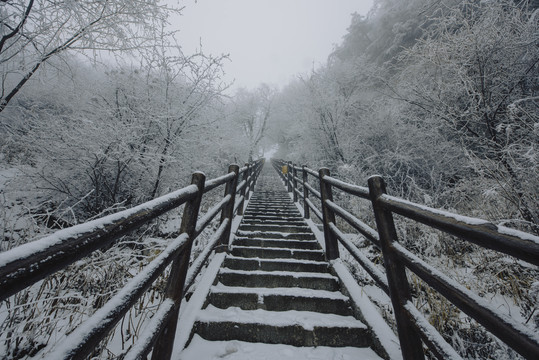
[225,255,327,265]
[223,255,329,272]
[233,236,318,244]
[211,283,349,301]
[197,305,367,331]
[236,230,315,239]
[246,210,297,214]
[232,238,320,250]
[174,167,386,357]
[220,268,336,280]
[177,335,384,360]
[241,216,303,221]
[230,245,322,254]
[230,246,325,262]
[241,219,306,226]
[246,205,296,209]
[218,267,338,290]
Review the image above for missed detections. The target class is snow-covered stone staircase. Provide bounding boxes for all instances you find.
[177,168,387,359]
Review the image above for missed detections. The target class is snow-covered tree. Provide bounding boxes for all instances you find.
[394,0,539,231]
[0,0,180,112]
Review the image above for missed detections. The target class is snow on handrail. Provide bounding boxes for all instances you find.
[305,198,323,221]
[304,182,321,199]
[273,158,539,359]
[1,158,265,360]
[43,234,189,360]
[325,200,380,248]
[403,302,463,360]
[394,242,539,359]
[323,175,369,199]
[184,219,229,294]
[204,172,235,193]
[236,179,247,193]
[0,184,199,302]
[123,298,176,360]
[379,194,539,266]
[234,195,245,214]
[194,194,231,237]
[329,223,388,295]
[304,166,319,177]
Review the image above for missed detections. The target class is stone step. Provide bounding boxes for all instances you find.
[179,335,384,359]
[246,204,296,208]
[248,199,292,203]
[223,256,329,273]
[208,284,353,315]
[242,208,298,213]
[217,268,339,291]
[246,203,296,208]
[230,245,325,261]
[178,168,385,358]
[194,306,373,348]
[241,219,306,226]
[236,230,316,240]
[250,194,290,198]
[248,197,290,200]
[233,237,320,250]
[245,206,298,211]
[244,213,302,220]
[238,224,312,233]
[242,214,304,221]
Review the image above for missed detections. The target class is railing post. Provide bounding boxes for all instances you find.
[151,171,205,360]
[218,164,239,250]
[292,164,298,202]
[237,163,249,216]
[368,175,425,360]
[287,161,292,193]
[244,163,251,201]
[302,165,310,219]
[319,168,339,260]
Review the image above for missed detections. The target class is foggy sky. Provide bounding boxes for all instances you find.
[174,0,374,91]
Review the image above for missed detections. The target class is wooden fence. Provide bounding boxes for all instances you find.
[271,159,539,360]
[0,159,264,360]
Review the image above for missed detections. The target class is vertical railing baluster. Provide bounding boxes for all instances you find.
[238,163,249,216]
[244,163,251,201]
[368,175,425,360]
[319,168,339,260]
[292,164,298,202]
[151,172,206,360]
[218,164,239,250]
[251,161,256,193]
[302,165,310,219]
[287,161,292,193]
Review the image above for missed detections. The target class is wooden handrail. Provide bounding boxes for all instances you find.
[0,185,199,302]
[379,194,539,266]
[0,158,264,360]
[271,158,539,360]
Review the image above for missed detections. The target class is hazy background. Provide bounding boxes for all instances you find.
[175,0,374,90]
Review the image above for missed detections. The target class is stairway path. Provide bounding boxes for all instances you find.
[177,165,386,359]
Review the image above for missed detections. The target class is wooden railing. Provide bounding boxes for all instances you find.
[271,159,539,360]
[0,159,264,360]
